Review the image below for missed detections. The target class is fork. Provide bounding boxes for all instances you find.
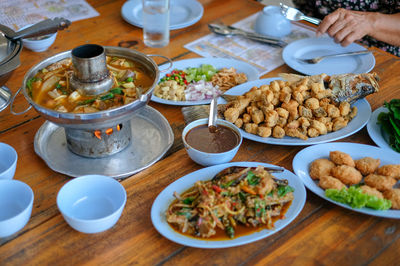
[279,3,321,25]
[297,50,372,64]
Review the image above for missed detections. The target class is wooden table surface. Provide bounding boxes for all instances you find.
[1,0,400,265]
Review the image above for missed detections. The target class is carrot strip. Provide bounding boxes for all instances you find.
[241,185,256,195]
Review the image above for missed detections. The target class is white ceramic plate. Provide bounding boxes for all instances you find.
[282,37,375,76]
[151,58,259,106]
[292,142,400,219]
[218,79,371,146]
[367,106,400,153]
[121,0,204,30]
[151,161,306,248]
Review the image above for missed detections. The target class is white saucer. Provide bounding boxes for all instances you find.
[282,37,375,75]
[121,0,204,30]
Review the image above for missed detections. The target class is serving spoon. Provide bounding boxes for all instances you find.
[0,17,71,41]
[208,92,218,133]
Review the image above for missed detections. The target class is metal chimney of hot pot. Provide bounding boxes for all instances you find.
[66,44,132,158]
[69,44,114,95]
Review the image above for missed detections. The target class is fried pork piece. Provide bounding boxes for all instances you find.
[329,151,355,167]
[376,164,400,179]
[364,174,397,192]
[383,189,400,209]
[355,157,381,175]
[331,165,362,185]
[272,126,285,138]
[257,126,271,138]
[360,185,384,199]
[224,107,239,123]
[319,175,346,190]
[309,159,335,180]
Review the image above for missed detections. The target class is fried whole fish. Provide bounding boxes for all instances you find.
[280,72,379,104]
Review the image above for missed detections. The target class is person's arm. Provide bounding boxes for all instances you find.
[316,8,400,47]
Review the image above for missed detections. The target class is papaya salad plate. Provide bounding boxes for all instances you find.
[151,161,306,248]
[151,58,259,106]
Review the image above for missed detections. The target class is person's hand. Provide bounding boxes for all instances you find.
[316,8,375,46]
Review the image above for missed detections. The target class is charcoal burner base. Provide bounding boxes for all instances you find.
[34,106,173,179]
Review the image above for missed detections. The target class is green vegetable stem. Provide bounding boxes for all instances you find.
[377,99,400,152]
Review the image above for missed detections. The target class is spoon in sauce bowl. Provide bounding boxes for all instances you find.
[208,92,218,133]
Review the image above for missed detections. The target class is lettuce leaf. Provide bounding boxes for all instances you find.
[325,186,391,210]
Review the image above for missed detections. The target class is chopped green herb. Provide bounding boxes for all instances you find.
[246,171,260,186]
[277,185,294,197]
[100,93,114,101]
[182,197,194,205]
[110,88,123,95]
[238,192,246,202]
[221,179,235,188]
[78,98,96,105]
[125,77,133,82]
[221,191,231,197]
[225,226,235,238]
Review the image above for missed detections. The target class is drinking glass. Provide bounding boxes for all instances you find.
[142,0,170,47]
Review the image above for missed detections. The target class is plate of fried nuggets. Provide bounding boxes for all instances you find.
[293,142,400,218]
[218,73,375,145]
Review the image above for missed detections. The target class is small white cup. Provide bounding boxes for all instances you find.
[254,6,292,38]
[0,179,34,238]
[0,142,18,179]
[57,175,127,234]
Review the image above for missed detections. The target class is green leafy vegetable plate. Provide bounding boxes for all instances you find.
[151,161,306,248]
[367,106,400,153]
[293,142,400,219]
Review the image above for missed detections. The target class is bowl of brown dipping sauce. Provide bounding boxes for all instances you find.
[182,118,242,166]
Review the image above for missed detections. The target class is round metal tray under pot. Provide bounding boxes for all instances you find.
[34,105,174,179]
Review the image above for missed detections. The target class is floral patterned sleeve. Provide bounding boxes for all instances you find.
[291,0,400,57]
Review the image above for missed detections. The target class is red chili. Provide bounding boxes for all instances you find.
[212,185,222,193]
[166,73,171,77]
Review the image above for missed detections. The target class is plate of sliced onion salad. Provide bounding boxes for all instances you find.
[151,58,259,106]
[151,161,306,248]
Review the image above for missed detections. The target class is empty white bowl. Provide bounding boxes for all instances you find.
[0,179,34,238]
[0,142,18,179]
[20,24,57,52]
[182,118,243,166]
[57,175,127,234]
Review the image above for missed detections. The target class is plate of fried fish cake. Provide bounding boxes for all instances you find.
[293,142,400,218]
[218,73,379,145]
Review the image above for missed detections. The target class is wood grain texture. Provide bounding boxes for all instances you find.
[1,0,400,265]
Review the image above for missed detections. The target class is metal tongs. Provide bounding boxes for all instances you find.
[208,23,287,47]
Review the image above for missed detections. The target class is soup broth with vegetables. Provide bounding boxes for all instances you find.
[27,56,154,113]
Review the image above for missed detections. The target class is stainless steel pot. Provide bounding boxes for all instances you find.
[17,46,164,129]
